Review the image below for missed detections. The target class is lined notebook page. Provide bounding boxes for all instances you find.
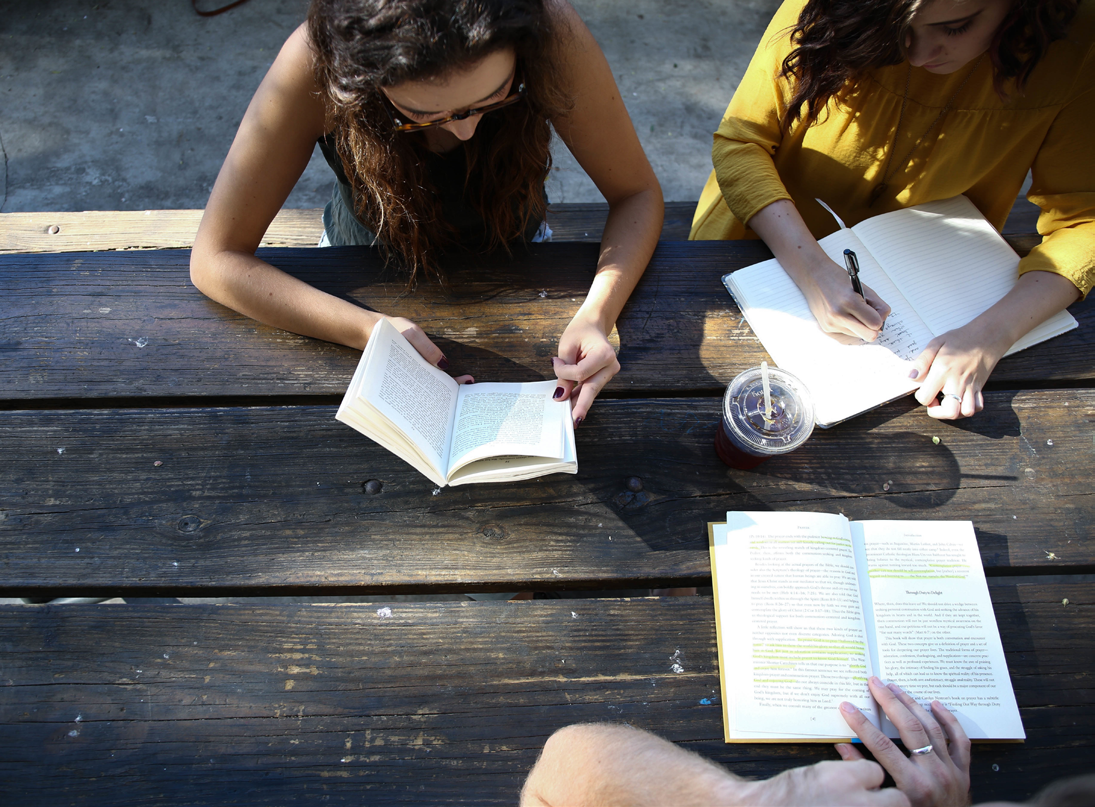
[724,230,924,426]
[852,196,1077,346]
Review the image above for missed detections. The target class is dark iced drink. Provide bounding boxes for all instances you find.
[715,366,814,469]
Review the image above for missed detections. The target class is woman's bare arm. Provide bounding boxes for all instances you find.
[190,26,450,366]
[545,0,664,422]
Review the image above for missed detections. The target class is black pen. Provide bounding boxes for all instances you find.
[843,249,864,297]
[843,248,884,333]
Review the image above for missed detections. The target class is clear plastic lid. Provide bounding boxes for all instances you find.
[722,366,815,455]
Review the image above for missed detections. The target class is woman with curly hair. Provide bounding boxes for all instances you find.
[691,0,1092,420]
[191,0,663,425]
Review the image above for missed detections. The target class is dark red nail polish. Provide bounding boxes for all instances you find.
[575,416,583,428]
[438,357,449,371]
[554,387,564,399]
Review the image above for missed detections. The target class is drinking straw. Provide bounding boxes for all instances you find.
[761,361,773,420]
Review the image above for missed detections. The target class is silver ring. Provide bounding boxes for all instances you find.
[943,393,962,402]
[910,744,934,756]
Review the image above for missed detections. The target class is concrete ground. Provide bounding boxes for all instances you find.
[0,0,781,214]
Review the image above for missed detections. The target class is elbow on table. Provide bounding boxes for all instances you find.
[188,241,238,305]
[188,246,216,296]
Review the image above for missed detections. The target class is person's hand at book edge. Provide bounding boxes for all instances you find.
[837,677,972,807]
[909,322,1000,419]
[909,270,1081,420]
[551,311,621,426]
[377,315,474,383]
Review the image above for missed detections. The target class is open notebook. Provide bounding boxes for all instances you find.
[722,195,1078,427]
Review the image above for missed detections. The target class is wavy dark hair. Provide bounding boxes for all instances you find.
[780,0,1079,127]
[308,0,570,284]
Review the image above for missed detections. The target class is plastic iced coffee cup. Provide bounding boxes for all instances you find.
[715,365,815,469]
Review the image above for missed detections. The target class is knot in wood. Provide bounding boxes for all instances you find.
[626,476,643,492]
[614,491,650,510]
[363,480,383,495]
[478,523,508,542]
[176,515,202,533]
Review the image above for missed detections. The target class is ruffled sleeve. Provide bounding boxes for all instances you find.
[1019,44,1095,298]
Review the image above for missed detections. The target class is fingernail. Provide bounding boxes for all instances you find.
[840,702,857,713]
[888,683,902,694]
[908,369,919,379]
[437,357,449,371]
[575,416,583,428]
[463,379,474,385]
[554,387,564,399]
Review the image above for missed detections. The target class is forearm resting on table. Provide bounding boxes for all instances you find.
[189,248,379,350]
[519,723,741,807]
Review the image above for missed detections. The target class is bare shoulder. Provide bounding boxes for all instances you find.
[258,23,327,135]
[544,0,597,62]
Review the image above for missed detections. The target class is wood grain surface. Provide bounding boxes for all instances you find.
[3,244,1092,403]
[2,214,1091,801]
[0,197,1038,254]
[2,390,1091,597]
[0,203,699,253]
[1,587,1090,805]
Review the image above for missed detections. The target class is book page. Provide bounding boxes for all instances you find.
[854,520,1025,740]
[852,196,1023,335]
[447,380,566,475]
[449,400,576,485]
[713,512,880,739]
[340,318,459,480]
[724,229,931,426]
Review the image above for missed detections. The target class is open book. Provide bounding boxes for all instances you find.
[709,511,1024,743]
[336,318,576,487]
[723,195,1078,427]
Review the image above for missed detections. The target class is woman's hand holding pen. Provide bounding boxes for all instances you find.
[748,201,891,343]
[799,255,892,344]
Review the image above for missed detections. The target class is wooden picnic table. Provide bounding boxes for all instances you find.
[0,204,1092,804]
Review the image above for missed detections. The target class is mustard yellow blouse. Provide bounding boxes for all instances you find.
[690,0,1095,297]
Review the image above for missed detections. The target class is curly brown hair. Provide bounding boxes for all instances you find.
[308,0,571,285]
[780,0,1079,127]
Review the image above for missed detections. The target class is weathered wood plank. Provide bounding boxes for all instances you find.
[0,209,322,253]
[2,390,1089,596]
[0,203,698,253]
[0,585,1090,804]
[3,244,1091,402]
[0,196,1039,253]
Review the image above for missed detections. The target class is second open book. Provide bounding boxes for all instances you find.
[709,512,1024,743]
[722,195,1078,427]
[337,318,576,487]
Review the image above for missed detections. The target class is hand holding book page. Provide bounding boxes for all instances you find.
[709,512,1024,742]
[336,318,576,487]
